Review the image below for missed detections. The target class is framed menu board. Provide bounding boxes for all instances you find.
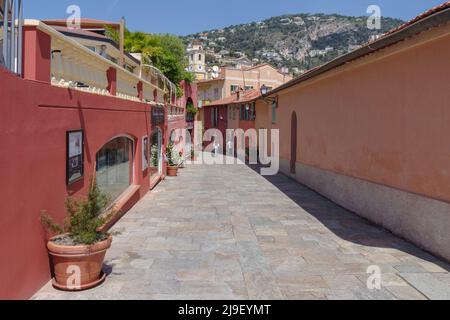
[66,130,84,185]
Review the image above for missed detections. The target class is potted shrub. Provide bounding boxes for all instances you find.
[41,181,114,291]
[166,143,179,177]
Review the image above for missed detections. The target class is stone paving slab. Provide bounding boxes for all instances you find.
[33,157,450,300]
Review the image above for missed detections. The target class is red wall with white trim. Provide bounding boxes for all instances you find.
[274,28,450,203]
[0,67,155,299]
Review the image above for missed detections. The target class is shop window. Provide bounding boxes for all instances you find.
[150,129,163,178]
[96,137,134,201]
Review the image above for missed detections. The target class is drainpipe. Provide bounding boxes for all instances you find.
[119,16,125,68]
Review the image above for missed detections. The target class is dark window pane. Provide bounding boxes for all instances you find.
[96,137,133,201]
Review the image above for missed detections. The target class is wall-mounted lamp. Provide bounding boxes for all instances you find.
[260,85,277,104]
[260,84,270,95]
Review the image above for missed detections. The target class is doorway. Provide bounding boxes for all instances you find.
[150,128,163,186]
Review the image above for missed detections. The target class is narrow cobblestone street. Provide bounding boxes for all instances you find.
[34,158,450,300]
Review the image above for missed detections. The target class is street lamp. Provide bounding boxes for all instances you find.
[260,84,276,104]
[260,84,270,96]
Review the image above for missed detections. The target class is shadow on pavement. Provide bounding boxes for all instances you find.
[247,163,450,271]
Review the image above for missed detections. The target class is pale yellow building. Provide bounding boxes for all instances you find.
[197,63,292,106]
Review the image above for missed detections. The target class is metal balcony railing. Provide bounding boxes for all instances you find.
[141,64,178,105]
[1,0,24,74]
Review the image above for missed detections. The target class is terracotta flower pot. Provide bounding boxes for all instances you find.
[167,166,178,177]
[47,235,112,291]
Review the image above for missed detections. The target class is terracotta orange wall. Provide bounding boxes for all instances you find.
[0,68,155,299]
[255,100,273,153]
[275,29,450,203]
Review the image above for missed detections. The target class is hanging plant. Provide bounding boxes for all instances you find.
[186,103,198,115]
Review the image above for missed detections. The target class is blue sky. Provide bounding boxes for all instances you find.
[25,0,445,35]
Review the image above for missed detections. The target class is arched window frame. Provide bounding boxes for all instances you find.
[95,135,136,200]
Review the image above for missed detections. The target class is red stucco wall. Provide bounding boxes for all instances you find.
[0,68,155,299]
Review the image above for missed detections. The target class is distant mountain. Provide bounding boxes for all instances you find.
[183,13,404,73]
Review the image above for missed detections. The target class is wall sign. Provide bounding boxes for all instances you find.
[66,130,84,185]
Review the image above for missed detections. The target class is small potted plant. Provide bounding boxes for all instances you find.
[41,181,114,291]
[178,149,185,169]
[166,143,179,177]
